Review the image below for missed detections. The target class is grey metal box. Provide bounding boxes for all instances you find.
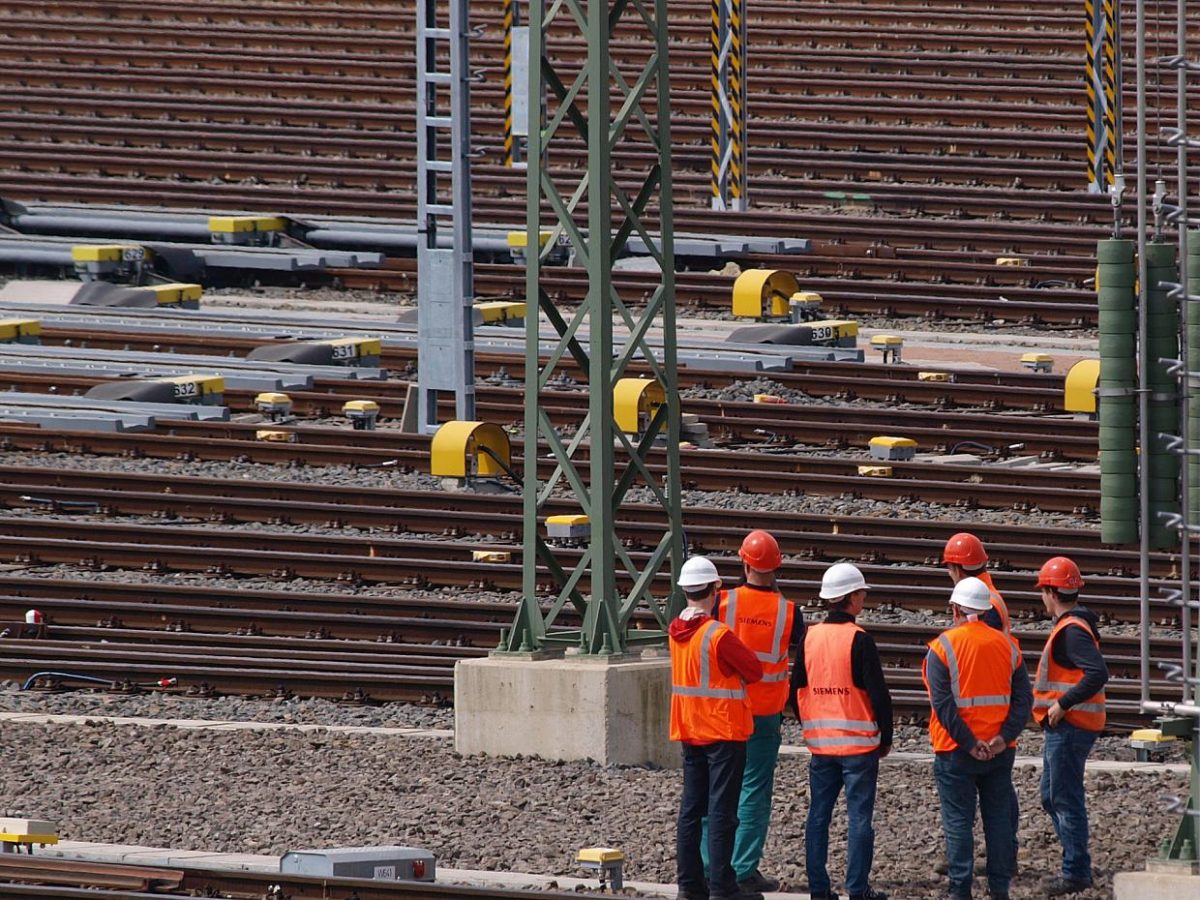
[280,846,435,881]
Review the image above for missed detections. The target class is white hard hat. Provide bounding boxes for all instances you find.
[950,576,993,611]
[678,555,720,589]
[818,562,870,600]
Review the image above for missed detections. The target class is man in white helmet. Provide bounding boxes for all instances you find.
[923,577,1032,900]
[790,561,892,900]
[670,555,765,900]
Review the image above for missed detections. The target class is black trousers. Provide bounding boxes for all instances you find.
[677,739,747,898]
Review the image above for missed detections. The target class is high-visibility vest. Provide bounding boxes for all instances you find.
[977,571,1012,634]
[796,621,880,755]
[719,586,795,715]
[1033,615,1106,732]
[670,618,753,744]
[924,620,1022,753]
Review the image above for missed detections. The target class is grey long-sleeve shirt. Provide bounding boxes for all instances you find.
[1048,605,1110,710]
[925,637,1033,750]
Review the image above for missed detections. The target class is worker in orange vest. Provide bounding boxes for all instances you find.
[942,532,1011,634]
[670,555,765,900]
[699,529,801,894]
[924,577,1032,900]
[1032,557,1108,897]
[940,531,1019,873]
[792,562,892,900]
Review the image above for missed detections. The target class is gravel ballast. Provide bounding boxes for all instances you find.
[0,716,1184,900]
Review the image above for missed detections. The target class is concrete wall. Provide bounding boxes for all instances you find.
[1114,870,1199,900]
[454,654,677,768]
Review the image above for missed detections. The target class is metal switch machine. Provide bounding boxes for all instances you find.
[280,846,435,881]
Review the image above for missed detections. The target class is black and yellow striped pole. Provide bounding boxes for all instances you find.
[1100,0,1118,186]
[710,0,748,210]
[502,0,520,167]
[1084,0,1120,192]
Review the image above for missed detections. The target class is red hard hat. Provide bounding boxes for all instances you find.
[942,532,988,567]
[1036,556,1084,591]
[739,530,782,572]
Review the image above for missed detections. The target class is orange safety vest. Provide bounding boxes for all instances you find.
[719,586,795,716]
[670,618,753,744]
[796,621,880,755]
[924,620,1022,753]
[1033,615,1106,732]
[976,571,1012,634]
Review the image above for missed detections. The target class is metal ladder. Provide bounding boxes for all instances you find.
[415,0,475,431]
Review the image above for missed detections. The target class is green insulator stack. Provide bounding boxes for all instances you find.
[1145,241,1181,548]
[1097,238,1138,545]
[1188,231,1200,526]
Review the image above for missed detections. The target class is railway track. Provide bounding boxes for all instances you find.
[0,0,1187,322]
[0,856,586,900]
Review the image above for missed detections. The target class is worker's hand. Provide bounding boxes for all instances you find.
[987,735,1007,756]
[969,740,992,761]
[878,744,892,759]
[1047,701,1066,727]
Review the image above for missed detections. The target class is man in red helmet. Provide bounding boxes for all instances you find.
[1032,556,1108,897]
[700,529,802,894]
[942,532,1011,634]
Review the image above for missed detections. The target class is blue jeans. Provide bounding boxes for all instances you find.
[701,713,782,880]
[1041,722,1098,883]
[933,748,1015,899]
[806,750,880,897]
[678,740,747,898]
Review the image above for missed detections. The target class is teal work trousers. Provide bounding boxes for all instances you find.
[701,712,784,880]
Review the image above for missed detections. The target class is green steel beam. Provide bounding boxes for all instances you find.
[503,0,683,656]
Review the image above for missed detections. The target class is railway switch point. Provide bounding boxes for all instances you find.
[0,818,58,854]
[614,378,666,437]
[70,244,148,283]
[506,230,566,266]
[575,847,625,891]
[869,435,917,461]
[322,338,382,368]
[430,421,511,489]
[788,290,823,322]
[144,283,202,309]
[870,334,904,364]
[474,300,526,327]
[472,550,511,563]
[732,269,799,319]
[255,429,295,443]
[207,216,286,247]
[1064,359,1101,416]
[161,375,225,407]
[279,846,435,881]
[342,400,380,431]
[254,392,293,421]
[246,337,382,369]
[857,465,894,478]
[1129,728,1177,763]
[0,318,41,344]
[1021,352,1054,373]
[546,514,590,542]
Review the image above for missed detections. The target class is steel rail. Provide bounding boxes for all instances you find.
[0,518,1172,617]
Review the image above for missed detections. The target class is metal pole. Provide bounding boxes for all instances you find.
[415,0,476,431]
[1136,0,1150,703]
[1176,0,1192,703]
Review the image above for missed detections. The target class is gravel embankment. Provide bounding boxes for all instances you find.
[0,713,1181,899]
